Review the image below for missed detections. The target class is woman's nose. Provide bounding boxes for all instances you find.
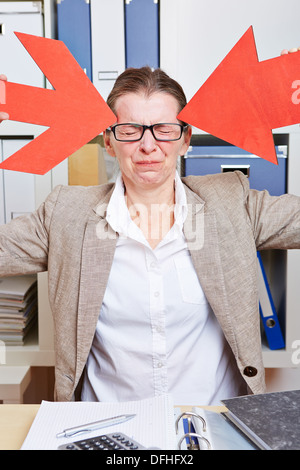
[139,128,157,153]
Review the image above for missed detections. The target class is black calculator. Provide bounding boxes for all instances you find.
[58,432,146,450]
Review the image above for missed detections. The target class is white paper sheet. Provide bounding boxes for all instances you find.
[21,395,176,450]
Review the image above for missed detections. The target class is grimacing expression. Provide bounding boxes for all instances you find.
[104,91,191,191]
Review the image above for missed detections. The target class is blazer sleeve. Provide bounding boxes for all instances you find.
[0,185,62,276]
[237,172,300,250]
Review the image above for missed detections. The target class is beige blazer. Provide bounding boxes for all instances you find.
[1,171,300,401]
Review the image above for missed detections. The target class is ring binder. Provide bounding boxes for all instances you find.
[221,390,300,450]
[178,433,211,450]
[175,411,206,433]
[175,411,211,450]
[257,252,285,350]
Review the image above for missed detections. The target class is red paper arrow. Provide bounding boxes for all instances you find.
[178,26,300,165]
[0,32,116,174]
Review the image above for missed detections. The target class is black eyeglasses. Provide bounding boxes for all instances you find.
[109,123,188,142]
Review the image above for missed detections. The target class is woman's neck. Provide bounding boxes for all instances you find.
[124,179,176,249]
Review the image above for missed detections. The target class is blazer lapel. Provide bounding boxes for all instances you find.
[183,185,237,354]
[75,190,117,385]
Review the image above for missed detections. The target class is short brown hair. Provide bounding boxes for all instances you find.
[107,66,187,117]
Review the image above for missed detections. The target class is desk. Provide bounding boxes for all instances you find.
[0,404,227,450]
[0,404,40,450]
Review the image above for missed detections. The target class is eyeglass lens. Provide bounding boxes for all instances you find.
[113,124,183,141]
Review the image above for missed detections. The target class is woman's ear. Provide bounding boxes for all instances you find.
[103,130,116,158]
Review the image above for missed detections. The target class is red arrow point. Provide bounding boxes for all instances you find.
[178,26,296,165]
[178,27,263,153]
[0,32,116,174]
[242,128,278,165]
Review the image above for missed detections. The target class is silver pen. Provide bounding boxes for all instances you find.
[56,413,136,438]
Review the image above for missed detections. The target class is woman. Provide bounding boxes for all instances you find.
[81,67,248,405]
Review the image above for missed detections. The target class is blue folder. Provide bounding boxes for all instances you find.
[184,145,287,196]
[257,252,285,350]
[125,0,159,69]
[57,0,92,80]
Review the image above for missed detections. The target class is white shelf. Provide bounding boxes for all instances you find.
[262,348,292,369]
[4,271,55,366]
[4,338,55,367]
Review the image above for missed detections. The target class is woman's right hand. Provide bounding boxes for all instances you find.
[0,74,9,122]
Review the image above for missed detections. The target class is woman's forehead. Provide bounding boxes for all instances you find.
[114,91,180,120]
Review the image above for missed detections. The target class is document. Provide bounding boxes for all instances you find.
[191,407,256,450]
[221,390,300,450]
[257,252,285,350]
[21,395,176,450]
[0,275,37,345]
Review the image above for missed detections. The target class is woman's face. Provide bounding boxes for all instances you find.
[104,91,191,192]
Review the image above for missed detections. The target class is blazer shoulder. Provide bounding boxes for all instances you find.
[47,182,115,207]
[182,171,250,201]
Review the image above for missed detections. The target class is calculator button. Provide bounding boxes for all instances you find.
[60,432,144,450]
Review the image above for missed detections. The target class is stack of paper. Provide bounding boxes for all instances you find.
[21,395,176,450]
[0,275,38,345]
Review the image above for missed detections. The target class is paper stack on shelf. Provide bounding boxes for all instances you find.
[0,275,38,346]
